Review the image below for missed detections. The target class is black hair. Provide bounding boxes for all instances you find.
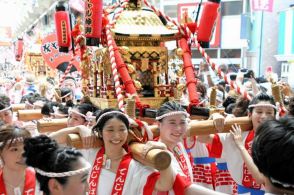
[93,108,129,135]
[23,135,83,195]
[20,93,47,104]
[156,101,187,122]
[41,101,68,116]
[0,125,31,151]
[288,96,294,116]
[232,96,250,117]
[252,117,294,191]
[248,93,276,115]
[0,94,11,110]
[71,103,99,121]
[64,76,76,85]
[223,96,236,108]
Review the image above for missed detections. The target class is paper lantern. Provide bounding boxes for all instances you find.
[197,0,220,48]
[54,1,71,52]
[15,38,23,61]
[84,0,103,46]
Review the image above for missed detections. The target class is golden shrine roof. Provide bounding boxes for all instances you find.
[112,8,180,41]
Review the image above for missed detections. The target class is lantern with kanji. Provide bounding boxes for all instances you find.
[54,1,71,52]
[15,38,23,61]
[84,0,103,46]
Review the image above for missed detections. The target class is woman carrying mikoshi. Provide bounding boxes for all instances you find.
[200,93,277,194]
[23,135,91,195]
[0,125,38,195]
[86,108,176,195]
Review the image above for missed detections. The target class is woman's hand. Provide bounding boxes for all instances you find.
[142,141,167,159]
[76,125,95,148]
[211,113,225,132]
[230,124,244,150]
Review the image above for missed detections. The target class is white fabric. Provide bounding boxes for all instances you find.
[156,143,193,195]
[217,132,249,185]
[189,139,214,190]
[84,148,157,195]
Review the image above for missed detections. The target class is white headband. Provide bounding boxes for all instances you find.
[155,111,190,121]
[60,92,72,99]
[270,177,294,188]
[50,106,68,117]
[0,137,24,147]
[248,104,277,111]
[68,108,96,122]
[0,106,11,113]
[96,111,129,125]
[35,162,91,178]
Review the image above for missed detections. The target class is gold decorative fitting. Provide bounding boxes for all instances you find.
[112,9,179,40]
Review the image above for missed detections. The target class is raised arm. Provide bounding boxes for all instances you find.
[230,124,265,184]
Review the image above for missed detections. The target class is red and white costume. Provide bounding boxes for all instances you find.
[0,167,36,195]
[210,131,265,195]
[185,137,216,190]
[214,158,238,194]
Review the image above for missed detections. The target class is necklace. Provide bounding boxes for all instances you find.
[4,181,22,195]
[103,154,125,170]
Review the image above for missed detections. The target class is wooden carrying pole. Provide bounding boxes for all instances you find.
[66,116,252,169]
[12,104,26,112]
[37,118,68,133]
[17,109,43,121]
[67,134,171,170]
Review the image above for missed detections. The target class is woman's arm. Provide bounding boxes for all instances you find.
[185,183,227,195]
[49,126,79,144]
[230,124,265,184]
[155,163,175,191]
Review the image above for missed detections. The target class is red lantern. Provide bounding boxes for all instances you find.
[197,0,220,48]
[54,1,71,52]
[15,38,23,61]
[84,0,103,46]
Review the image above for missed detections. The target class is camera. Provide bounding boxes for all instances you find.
[243,69,254,78]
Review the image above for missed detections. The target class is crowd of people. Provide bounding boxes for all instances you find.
[0,66,294,195]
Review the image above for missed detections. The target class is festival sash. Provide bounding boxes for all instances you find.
[242,130,261,189]
[88,147,132,195]
[173,145,192,182]
[0,168,36,195]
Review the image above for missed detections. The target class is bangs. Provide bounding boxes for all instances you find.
[0,126,31,149]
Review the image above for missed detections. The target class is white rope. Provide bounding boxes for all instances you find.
[0,137,24,147]
[35,162,91,178]
[68,108,95,122]
[248,104,277,111]
[0,106,11,113]
[96,111,129,126]
[270,177,294,188]
[155,111,190,121]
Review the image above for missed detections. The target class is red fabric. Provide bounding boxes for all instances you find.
[0,168,36,195]
[88,147,132,195]
[209,134,223,158]
[143,172,160,195]
[242,130,260,189]
[173,174,192,195]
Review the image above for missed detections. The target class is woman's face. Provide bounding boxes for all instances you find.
[159,114,188,147]
[1,142,26,172]
[0,109,13,125]
[53,157,89,195]
[249,101,275,131]
[67,110,87,127]
[102,118,128,149]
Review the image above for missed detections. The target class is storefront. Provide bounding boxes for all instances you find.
[275,6,294,87]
